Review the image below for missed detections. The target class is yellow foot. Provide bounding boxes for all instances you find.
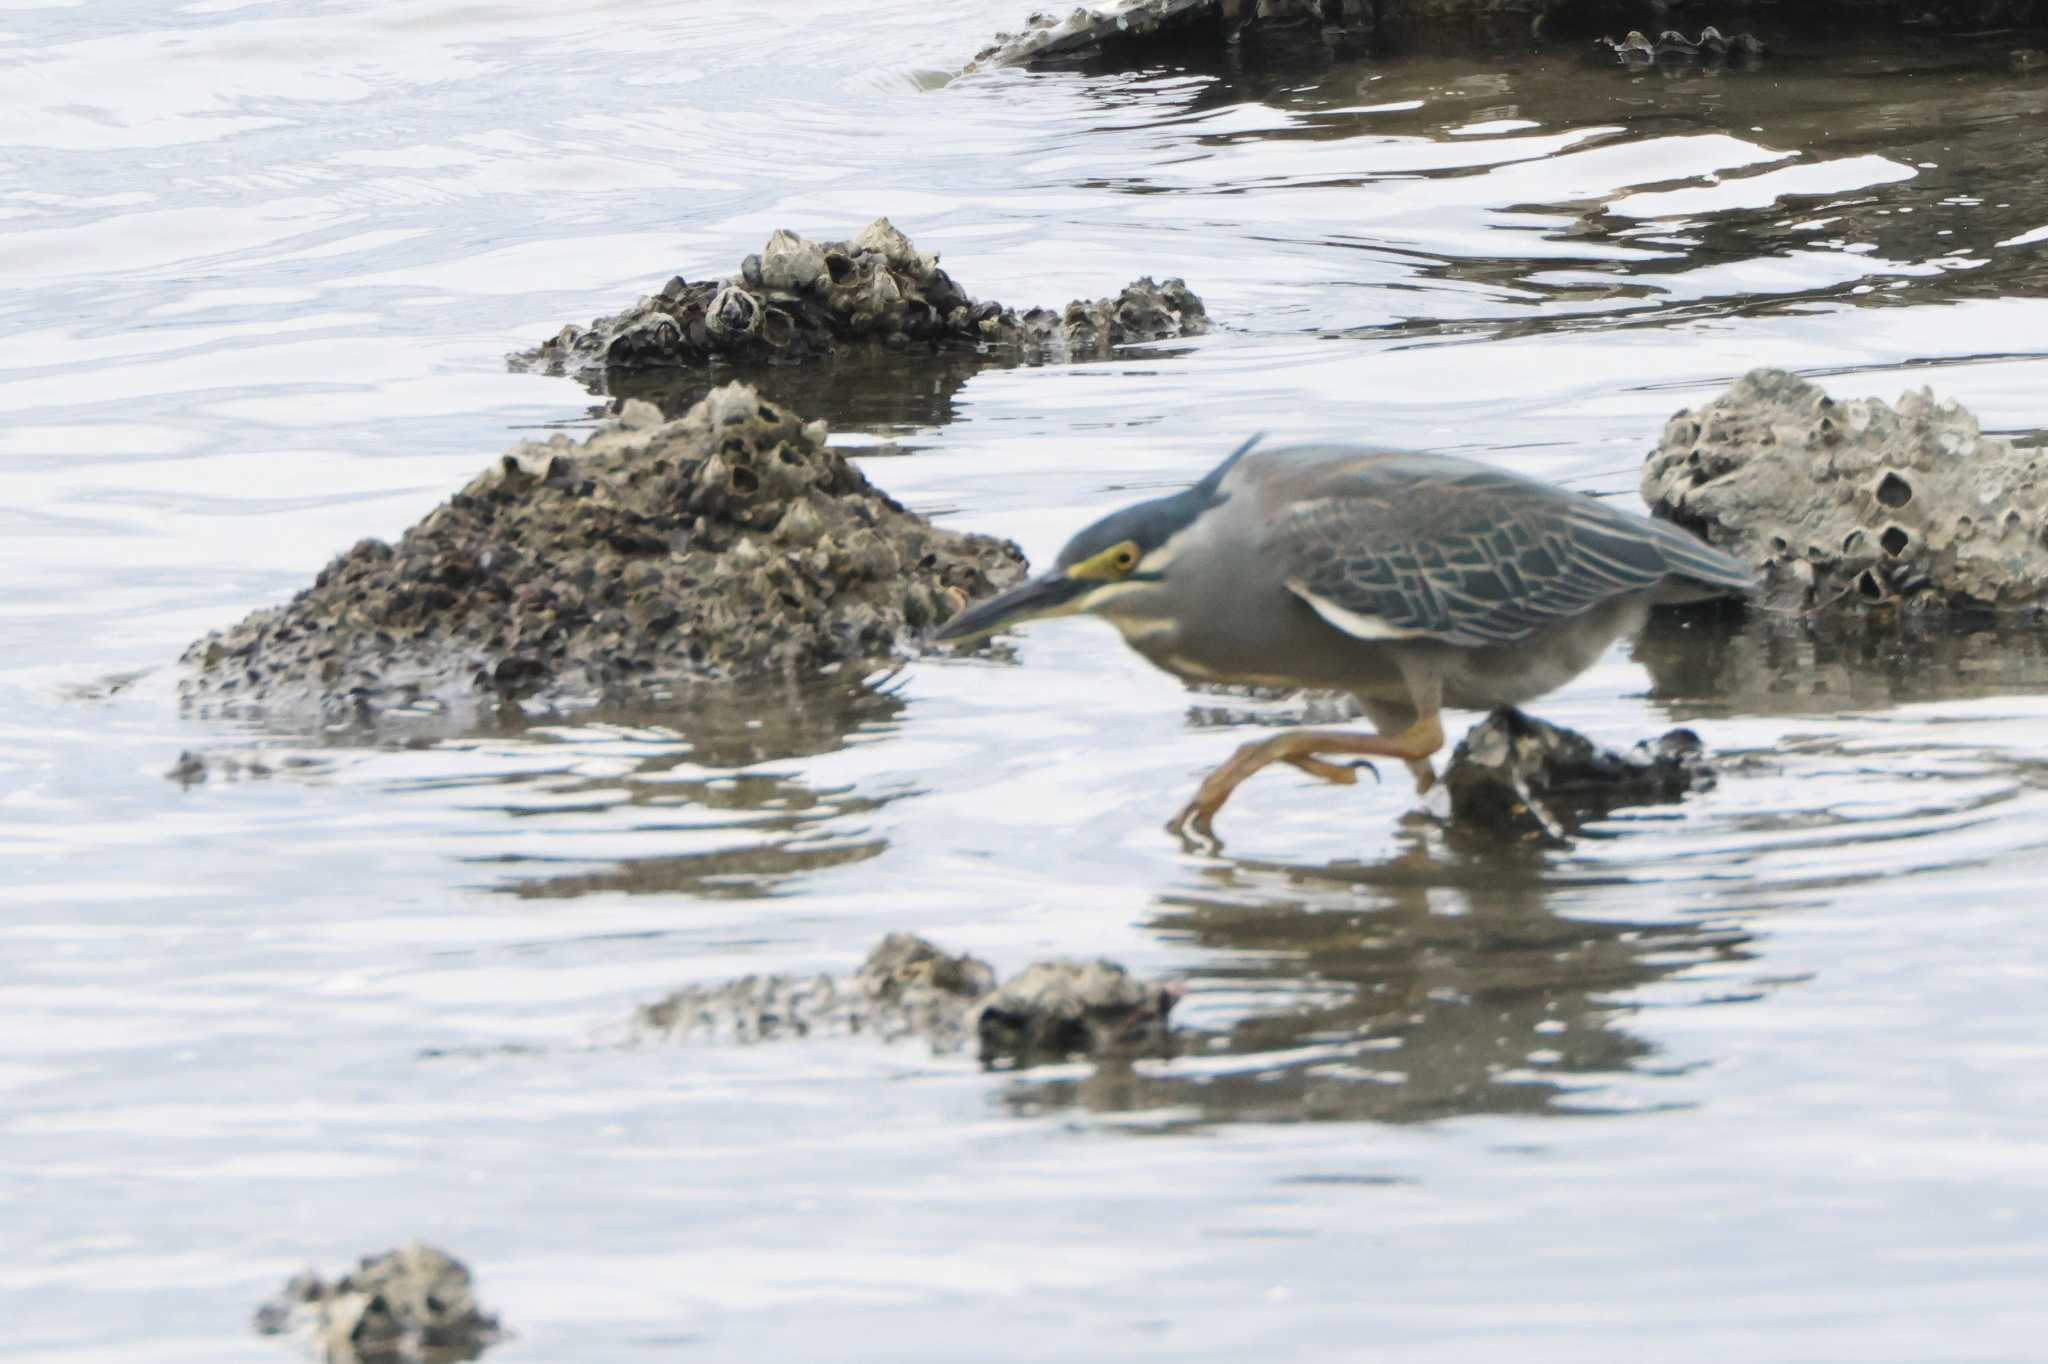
[1166,715,1443,848]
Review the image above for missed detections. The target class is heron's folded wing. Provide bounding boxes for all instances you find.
[1273,467,1694,648]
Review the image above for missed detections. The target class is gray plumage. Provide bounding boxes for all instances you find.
[1269,449,1755,648]
[933,436,1756,841]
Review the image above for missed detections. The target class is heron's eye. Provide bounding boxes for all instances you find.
[1067,539,1144,582]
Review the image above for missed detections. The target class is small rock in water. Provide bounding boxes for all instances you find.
[970,959,1182,1068]
[636,933,1180,1067]
[636,933,999,1050]
[252,1242,501,1363]
[1642,368,2048,615]
[511,217,1207,387]
[1443,708,1712,843]
[856,930,1000,1002]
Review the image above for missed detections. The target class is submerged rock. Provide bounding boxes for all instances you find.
[635,933,1180,1066]
[165,748,332,785]
[969,959,1182,1068]
[253,1242,500,1363]
[180,385,1025,724]
[512,218,1207,389]
[1642,368,2048,615]
[1443,707,1712,842]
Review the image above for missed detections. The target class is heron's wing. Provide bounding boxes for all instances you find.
[1271,454,1746,648]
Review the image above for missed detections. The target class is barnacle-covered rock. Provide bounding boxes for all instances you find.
[636,933,998,1049]
[1642,368,2048,615]
[180,385,1026,724]
[1444,708,1713,843]
[512,218,1207,387]
[253,1242,501,1363]
[969,960,1181,1067]
[634,933,1181,1067]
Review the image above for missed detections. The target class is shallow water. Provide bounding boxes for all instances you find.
[6,3,2048,1359]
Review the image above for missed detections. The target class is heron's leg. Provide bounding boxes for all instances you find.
[1361,700,1438,794]
[1168,711,1445,845]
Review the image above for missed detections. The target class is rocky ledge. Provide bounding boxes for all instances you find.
[969,0,1371,70]
[512,217,1206,389]
[969,1,2044,70]
[1643,368,2048,615]
[181,385,1025,724]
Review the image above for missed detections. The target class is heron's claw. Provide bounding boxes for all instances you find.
[1166,801,1225,852]
[1282,755,1383,789]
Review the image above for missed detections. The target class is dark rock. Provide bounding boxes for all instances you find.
[1444,707,1712,842]
[511,218,1207,388]
[969,960,1182,1067]
[968,0,1373,70]
[972,0,2046,72]
[1641,368,2048,616]
[179,384,1027,725]
[252,1243,500,1363]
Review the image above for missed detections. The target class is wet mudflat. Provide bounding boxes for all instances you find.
[5,3,2048,1360]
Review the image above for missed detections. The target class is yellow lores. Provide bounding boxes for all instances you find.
[1065,540,1140,582]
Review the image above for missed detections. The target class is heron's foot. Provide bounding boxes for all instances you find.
[1286,754,1380,786]
[1166,716,1444,848]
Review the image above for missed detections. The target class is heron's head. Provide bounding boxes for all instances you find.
[932,491,1202,645]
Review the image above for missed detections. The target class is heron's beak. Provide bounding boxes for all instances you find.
[932,571,1093,644]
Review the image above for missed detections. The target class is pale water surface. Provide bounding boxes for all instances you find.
[3,3,2048,1360]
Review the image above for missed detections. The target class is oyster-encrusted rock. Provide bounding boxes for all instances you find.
[635,933,1182,1066]
[1642,368,2048,614]
[512,218,1207,386]
[969,959,1182,1067]
[253,1242,501,1363]
[1443,708,1713,843]
[636,933,998,1049]
[180,385,1026,724]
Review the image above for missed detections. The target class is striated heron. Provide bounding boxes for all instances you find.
[935,438,1755,842]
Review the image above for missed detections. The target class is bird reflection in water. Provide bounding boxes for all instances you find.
[997,828,1755,1129]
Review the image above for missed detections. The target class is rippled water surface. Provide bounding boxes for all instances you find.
[6,3,2048,1359]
